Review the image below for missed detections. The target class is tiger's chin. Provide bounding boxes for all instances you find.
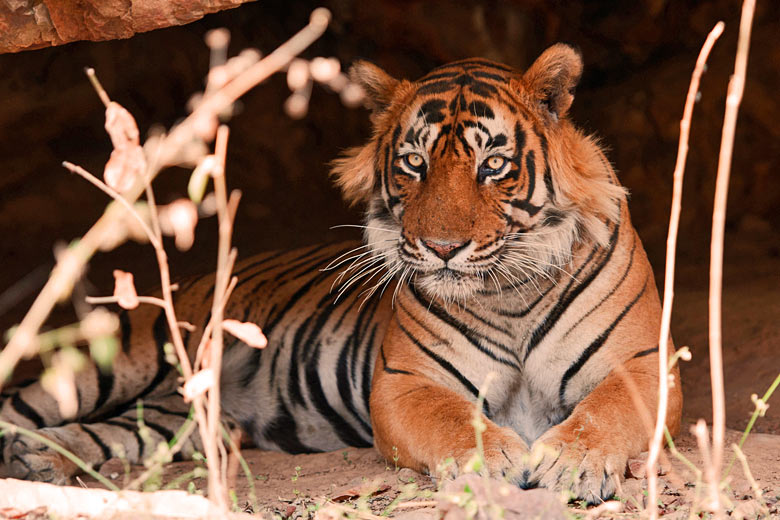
[413,268,484,303]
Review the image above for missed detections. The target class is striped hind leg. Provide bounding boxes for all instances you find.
[1,394,200,484]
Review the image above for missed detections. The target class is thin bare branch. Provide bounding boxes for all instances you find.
[708,0,755,516]
[646,21,724,520]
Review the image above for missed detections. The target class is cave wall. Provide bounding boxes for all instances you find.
[0,0,777,330]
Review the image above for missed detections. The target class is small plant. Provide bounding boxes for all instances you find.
[391,446,400,471]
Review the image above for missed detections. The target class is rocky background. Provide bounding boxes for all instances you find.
[0,1,777,430]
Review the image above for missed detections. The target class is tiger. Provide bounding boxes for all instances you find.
[0,44,682,503]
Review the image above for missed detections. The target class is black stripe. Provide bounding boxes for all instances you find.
[455,58,513,72]
[397,297,447,345]
[270,248,336,284]
[470,70,508,82]
[81,424,113,461]
[397,321,490,416]
[119,311,132,353]
[408,288,521,369]
[142,419,175,442]
[142,419,184,461]
[304,342,372,448]
[380,345,412,375]
[93,365,114,412]
[419,71,460,82]
[241,260,334,387]
[140,403,190,418]
[138,309,173,398]
[462,306,514,337]
[104,419,146,460]
[262,394,317,454]
[335,337,373,434]
[524,221,620,361]
[538,133,555,202]
[11,394,44,428]
[284,255,371,407]
[361,325,378,416]
[563,236,637,338]
[632,345,659,359]
[558,280,648,404]
[510,151,544,216]
[494,273,556,318]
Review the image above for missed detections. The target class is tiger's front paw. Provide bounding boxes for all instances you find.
[444,426,529,481]
[2,432,77,484]
[521,429,627,504]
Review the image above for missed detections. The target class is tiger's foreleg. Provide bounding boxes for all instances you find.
[370,321,528,480]
[0,394,200,484]
[522,354,683,503]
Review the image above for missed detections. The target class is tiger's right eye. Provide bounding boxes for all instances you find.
[403,153,426,171]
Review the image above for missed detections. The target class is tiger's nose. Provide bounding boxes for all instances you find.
[421,239,469,261]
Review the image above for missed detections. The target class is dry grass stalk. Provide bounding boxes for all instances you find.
[201,124,236,508]
[645,21,724,520]
[707,0,756,515]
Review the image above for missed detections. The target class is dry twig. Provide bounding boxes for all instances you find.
[645,21,724,520]
[707,0,755,515]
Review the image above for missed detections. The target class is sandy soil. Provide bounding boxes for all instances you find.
[71,427,776,518]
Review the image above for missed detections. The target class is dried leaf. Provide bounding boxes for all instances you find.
[222,319,267,349]
[183,368,215,402]
[112,270,139,310]
[122,201,152,244]
[287,59,309,91]
[340,83,365,107]
[41,351,81,419]
[97,215,128,252]
[193,112,218,142]
[104,145,145,193]
[80,307,120,338]
[160,199,199,251]
[309,57,340,83]
[105,102,140,150]
[331,480,390,502]
[284,92,308,119]
[102,102,146,193]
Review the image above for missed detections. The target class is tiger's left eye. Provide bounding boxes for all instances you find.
[484,156,507,171]
[477,155,509,182]
[403,153,425,170]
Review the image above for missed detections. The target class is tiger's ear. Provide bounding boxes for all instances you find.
[330,144,376,206]
[522,44,583,121]
[349,60,401,112]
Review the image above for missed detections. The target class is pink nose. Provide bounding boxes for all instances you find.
[422,239,468,261]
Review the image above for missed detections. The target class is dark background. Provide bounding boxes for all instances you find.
[0,0,778,430]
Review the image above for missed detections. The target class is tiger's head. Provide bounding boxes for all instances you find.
[332,45,626,302]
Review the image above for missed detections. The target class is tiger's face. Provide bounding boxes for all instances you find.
[333,45,625,302]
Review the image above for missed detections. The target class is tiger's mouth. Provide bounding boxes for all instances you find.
[414,266,487,301]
